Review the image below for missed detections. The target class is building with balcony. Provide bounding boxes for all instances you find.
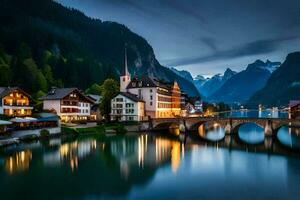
[0,87,33,117]
[111,92,145,121]
[41,88,95,122]
[111,49,182,121]
[126,76,182,118]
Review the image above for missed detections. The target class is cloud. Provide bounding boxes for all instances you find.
[164,35,300,66]
[200,37,218,51]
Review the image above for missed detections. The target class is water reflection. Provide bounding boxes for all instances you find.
[198,123,225,141]
[238,123,265,144]
[0,133,300,200]
[221,110,288,118]
[277,126,300,149]
[44,139,97,171]
[4,150,32,174]
[155,138,182,173]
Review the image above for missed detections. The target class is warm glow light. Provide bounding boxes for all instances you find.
[155,138,182,173]
[4,150,32,174]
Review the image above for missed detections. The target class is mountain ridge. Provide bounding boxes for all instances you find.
[208,59,281,103]
[248,52,300,106]
[0,0,199,96]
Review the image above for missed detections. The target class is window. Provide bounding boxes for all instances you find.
[116,98,123,102]
[123,77,125,82]
[138,81,143,87]
[150,89,153,93]
[150,102,153,106]
[150,95,153,100]
[132,82,136,87]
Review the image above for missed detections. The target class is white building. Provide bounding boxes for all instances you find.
[111,92,145,121]
[111,48,182,121]
[126,77,181,118]
[41,88,95,122]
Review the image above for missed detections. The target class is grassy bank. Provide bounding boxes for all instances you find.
[62,123,127,135]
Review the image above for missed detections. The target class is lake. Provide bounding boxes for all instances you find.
[0,126,300,200]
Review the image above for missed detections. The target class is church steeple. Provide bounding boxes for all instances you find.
[124,47,129,76]
[120,46,131,92]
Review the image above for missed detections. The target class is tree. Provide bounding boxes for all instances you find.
[42,64,55,87]
[36,70,47,92]
[33,90,46,112]
[0,46,12,85]
[99,79,119,121]
[85,83,102,95]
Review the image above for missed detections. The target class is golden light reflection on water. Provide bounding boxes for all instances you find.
[138,135,146,168]
[198,124,205,138]
[59,139,97,171]
[155,138,182,173]
[5,150,32,174]
[198,123,222,140]
[168,123,180,136]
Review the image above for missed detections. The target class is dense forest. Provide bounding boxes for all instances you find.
[0,0,199,97]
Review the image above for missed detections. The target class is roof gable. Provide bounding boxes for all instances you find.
[0,87,31,99]
[41,88,95,103]
[113,92,144,102]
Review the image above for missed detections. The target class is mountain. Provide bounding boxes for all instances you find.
[209,60,281,103]
[248,52,300,106]
[170,67,193,82]
[193,74,207,93]
[0,0,199,96]
[194,68,236,98]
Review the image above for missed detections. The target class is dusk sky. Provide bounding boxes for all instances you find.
[57,0,300,77]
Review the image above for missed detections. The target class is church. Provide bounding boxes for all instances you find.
[110,49,182,121]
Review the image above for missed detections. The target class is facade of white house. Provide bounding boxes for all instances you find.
[41,88,95,122]
[111,92,145,121]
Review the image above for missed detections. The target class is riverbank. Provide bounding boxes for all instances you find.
[0,122,130,148]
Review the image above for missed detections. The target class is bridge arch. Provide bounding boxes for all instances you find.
[152,122,179,131]
[188,121,209,131]
[272,123,290,134]
[231,122,265,133]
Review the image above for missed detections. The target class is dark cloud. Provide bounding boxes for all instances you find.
[164,35,300,66]
[58,0,300,76]
[200,37,218,52]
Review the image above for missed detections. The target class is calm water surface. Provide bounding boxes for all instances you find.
[220,110,288,118]
[0,130,300,200]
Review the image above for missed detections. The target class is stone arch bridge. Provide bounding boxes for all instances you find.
[149,117,300,136]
